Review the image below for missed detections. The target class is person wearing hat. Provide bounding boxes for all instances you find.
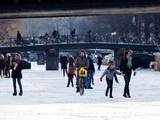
[100,61,123,98]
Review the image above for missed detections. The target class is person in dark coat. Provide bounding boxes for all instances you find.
[16,31,23,46]
[120,50,136,98]
[75,49,89,93]
[60,55,68,77]
[11,54,23,96]
[0,54,5,78]
[97,54,103,70]
[4,53,11,78]
[86,53,95,89]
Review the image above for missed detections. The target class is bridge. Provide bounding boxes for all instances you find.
[0,42,159,53]
[0,0,159,70]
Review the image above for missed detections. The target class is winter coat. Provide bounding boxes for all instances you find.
[75,56,89,69]
[101,68,121,81]
[68,56,74,67]
[0,59,5,70]
[88,57,95,74]
[60,56,68,69]
[97,56,103,65]
[4,56,11,69]
[67,66,76,79]
[11,60,23,79]
[120,58,135,74]
[68,66,76,75]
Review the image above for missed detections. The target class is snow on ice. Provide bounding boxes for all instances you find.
[0,62,160,120]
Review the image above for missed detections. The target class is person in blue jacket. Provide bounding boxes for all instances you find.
[100,61,123,98]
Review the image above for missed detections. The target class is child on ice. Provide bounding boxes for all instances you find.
[67,66,76,87]
[100,61,123,98]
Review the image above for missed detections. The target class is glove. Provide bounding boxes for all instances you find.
[100,78,102,82]
[133,72,136,76]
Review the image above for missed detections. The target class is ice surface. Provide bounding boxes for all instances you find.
[0,62,160,119]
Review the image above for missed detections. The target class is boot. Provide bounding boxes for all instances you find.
[123,94,127,98]
[109,96,113,98]
[13,92,17,96]
[19,92,23,96]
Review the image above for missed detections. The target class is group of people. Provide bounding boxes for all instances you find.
[100,50,135,98]
[0,49,135,98]
[60,49,135,98]
[0,53,23,96]
[60,50,96,90]
[0,53,12,78]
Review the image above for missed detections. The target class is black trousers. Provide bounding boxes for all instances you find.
[62,69,67,77]
[5,68,10,77]
[106,79,113,97]
[124,71,132,97]
[12,78,23,93]
[67,78,74,87]
[98,64,101,70]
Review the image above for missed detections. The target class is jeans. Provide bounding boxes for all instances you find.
[123,71,132,97]
[106,78,113,97]
[12,78,23,94]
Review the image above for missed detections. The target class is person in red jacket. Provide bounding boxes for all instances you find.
[67,66,76,87]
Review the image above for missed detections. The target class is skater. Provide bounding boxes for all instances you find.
[67,66,76,87]
[11,54,23,96]
[60,55,68,77]
[0,54,5,78]
[4,53,11,78]
[68,55,75,67]
[100,61,123,98]
[86,53,95,89]
[97,54,103,70]
[75,49,89,93]
[120,50,136,98]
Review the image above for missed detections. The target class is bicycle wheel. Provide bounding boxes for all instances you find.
[79,77,84,96]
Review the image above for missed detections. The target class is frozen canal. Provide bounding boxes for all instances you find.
[0,62,160,120]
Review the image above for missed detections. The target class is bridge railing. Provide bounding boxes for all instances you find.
[1,34,160,47]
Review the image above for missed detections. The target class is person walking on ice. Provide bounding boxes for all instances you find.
[11,53,23,96]
[100,61,124,98]
[120,50,136,98]
[67,65,76,87]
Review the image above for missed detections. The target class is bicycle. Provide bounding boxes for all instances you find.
[78,67,87,96]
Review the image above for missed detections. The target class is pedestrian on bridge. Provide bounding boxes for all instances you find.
[16,31,23,46]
